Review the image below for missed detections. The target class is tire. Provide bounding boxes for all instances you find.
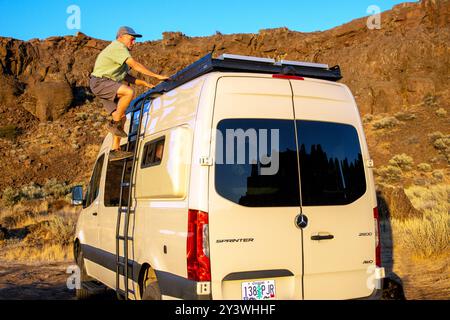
[142,280,162,300]
[75,250,94,300]
[141,267,162,300]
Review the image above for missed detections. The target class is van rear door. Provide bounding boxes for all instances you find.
[291,80,376,300]
[208,76,303,300]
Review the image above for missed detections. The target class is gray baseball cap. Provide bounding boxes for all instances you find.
[116,26,143,39]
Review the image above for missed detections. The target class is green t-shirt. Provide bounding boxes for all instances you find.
[91,40,131,82]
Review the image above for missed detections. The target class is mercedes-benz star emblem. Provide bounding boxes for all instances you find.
[295,214,308,229]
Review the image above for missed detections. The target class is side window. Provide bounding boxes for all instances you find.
[130,110,141,136]
[141,137,165,169]
[104,159,132,208]
[84,154,105,208]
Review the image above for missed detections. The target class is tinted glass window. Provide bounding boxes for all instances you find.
[104,158,132,207]
[141,137,165,169]
[84,154,105,208]
[297,121,366,206]
[215,119,300,207]
[130,110,140,135]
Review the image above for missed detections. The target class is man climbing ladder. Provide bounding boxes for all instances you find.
[90,26,169,161]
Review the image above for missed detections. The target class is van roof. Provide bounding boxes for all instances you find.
[127,53,342,114]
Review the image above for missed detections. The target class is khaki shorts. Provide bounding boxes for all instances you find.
[89,76,123,115]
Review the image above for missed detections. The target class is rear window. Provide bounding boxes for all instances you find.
[297,121,366,206]
[215,119,366,207]
[215,119,300,207]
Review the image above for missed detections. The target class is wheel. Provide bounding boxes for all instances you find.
[75,249,94,300]
[141,268,162,300]
[142,281,162,300]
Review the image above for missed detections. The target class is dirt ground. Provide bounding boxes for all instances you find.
[0,258,448,300]
[392,248,450,300]
[0,262,76,300]
[381,222,450,300]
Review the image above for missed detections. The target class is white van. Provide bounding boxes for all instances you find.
[72,54,385,300]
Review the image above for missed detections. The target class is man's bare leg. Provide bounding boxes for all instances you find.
[112,85,134,122]
[112,135,121,151]
[110,85,134,151]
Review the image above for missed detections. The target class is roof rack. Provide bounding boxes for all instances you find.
[127,53,342,114]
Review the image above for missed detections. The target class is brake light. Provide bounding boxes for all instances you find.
[272,74,304,80]
[374,207,381,267]
[187,210,211,281]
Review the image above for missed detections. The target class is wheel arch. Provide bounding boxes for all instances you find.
[73,238,81,264]
[137,263,159,299]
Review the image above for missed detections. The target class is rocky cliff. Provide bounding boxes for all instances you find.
[0,0,448,192]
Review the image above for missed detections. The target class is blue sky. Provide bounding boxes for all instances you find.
[0,0,417,41]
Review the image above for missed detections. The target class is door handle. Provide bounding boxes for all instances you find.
[311,234,334,241]
[92,212,98,216]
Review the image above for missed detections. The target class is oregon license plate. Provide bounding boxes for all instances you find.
[242,280,276,300]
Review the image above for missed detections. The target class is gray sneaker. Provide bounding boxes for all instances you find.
[107,120,128,138]
[109,150,134,162]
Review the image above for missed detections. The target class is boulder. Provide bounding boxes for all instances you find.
[162,32,187,47]
[0,75,22,106]
[32,81,74,122]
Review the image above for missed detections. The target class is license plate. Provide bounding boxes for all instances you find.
[242,280,276,300]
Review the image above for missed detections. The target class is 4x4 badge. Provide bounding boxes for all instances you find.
[295,214,308,229]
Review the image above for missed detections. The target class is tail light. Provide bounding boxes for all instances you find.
[187,210,211,281]
[374,207,381,267]
[272,74,305,80]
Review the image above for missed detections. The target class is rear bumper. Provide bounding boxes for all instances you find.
[156,270,211,300]
[359,281,384,300]
[156,269,385,300]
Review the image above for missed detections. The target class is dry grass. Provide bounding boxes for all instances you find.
[0,200,79,263]
[1,243,73,262]
[392,185,449,259]
[1,180,73,207]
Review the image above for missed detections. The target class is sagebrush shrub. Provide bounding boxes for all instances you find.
[395,112,416,121]
[389,154,414,171]
[375,165,403,182]
[373,117,400,130]
[435,108,447,118]
[417,163,432,172]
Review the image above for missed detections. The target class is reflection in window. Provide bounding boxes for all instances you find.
[214,119,367,208]
[215,119,300,207]
[104,159,132,207]
[84,154,105,208]
[297,121,366,206]
[141,137,165,168]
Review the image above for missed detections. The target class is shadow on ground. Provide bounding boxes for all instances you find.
[377,192,407,300]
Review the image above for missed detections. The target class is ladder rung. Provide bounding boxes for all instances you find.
[119,207,135,213]
[129,132,144,139]
[117,236,134,241]
[116,288,135,296]
[117,260,133,267]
